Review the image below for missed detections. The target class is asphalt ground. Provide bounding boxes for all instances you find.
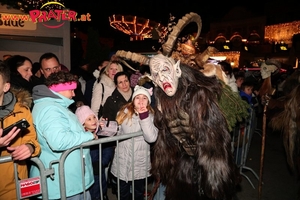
[234,126,299,200]
[107,119,300,200]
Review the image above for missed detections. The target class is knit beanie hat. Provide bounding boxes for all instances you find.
[75,105,98,125]
[132,85,152,103]
[130,70,142,87]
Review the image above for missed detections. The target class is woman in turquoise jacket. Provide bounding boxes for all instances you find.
[30,71,95,200]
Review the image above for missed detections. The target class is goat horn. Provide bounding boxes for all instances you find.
[115,50,150,65]
[195,46,219,67]
[119,60,137,72]
[162,12,202,57]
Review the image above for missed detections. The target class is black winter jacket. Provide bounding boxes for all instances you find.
[102,87,133,121]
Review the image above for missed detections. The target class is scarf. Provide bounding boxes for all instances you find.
[118,88,132,101]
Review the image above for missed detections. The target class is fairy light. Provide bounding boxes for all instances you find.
[109,14,163,40]
[265,21,300,45]
[212,51,240,68]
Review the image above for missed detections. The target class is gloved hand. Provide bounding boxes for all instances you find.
[167,109,191,134]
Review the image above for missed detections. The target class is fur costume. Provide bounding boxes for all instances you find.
[267,69,300,200]
[150,63,237,200]
[270,70,300,171]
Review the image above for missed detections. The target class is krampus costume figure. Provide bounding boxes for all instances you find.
[148,55,237,200]
[263,65,300,199]
[269,69,300,173]
[115,12,248,200]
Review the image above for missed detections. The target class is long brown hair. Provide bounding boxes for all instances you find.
[116,97,154,125]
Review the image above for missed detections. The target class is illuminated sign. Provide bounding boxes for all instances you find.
[0,1,91,29]
[0,13,36,30]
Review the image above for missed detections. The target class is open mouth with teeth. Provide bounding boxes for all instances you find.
[163,82,172,90]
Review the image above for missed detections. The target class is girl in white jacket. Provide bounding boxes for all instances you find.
[111,86,158,200]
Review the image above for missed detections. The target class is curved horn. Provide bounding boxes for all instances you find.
[115,50,150,65]
[119,60,137,72]
[162,12,202,57]
[195,46,219,67]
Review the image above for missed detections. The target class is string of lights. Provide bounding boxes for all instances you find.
[109,14,164,41]
[265,21,300,45]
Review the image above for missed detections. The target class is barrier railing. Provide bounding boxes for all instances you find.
[1,131,150,200]
[231,108,260,189]
[2,113,261,199]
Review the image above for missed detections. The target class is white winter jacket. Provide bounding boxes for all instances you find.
[226,74,238,93]
[110,110,158,182]
[91,73,116,116]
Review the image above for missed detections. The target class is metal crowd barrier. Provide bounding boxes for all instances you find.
[231,108,260,189]
[0,131,151,200]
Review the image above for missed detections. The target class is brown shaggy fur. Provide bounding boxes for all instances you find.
[269,70,300,169]
[150,63,237,200]
[270,79,300,171]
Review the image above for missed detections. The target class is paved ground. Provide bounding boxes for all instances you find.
[235,127,299,200]
[107,121,299,200]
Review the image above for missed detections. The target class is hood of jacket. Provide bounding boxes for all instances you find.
[0,91,16,120]
[10,87,32,109]
[0,88,32,120]
[239,90,252,104]
[32,84,74,107]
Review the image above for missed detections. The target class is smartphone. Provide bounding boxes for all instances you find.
[2,118,30,137]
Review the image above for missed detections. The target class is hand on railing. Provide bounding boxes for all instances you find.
[7,143,33,160]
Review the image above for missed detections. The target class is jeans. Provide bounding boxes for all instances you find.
[89,144,114,199]
[153,184,166,200]
[119,178,145,200]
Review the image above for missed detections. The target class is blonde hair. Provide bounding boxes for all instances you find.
[116,98,154,125]
[104,61,123,76]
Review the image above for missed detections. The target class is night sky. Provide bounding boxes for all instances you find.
[66,1,268,37]
[64,0,300,41]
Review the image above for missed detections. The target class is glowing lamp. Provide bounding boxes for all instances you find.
[210,56,227,61]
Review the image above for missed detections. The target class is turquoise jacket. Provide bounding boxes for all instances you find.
[30,85,94,199]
